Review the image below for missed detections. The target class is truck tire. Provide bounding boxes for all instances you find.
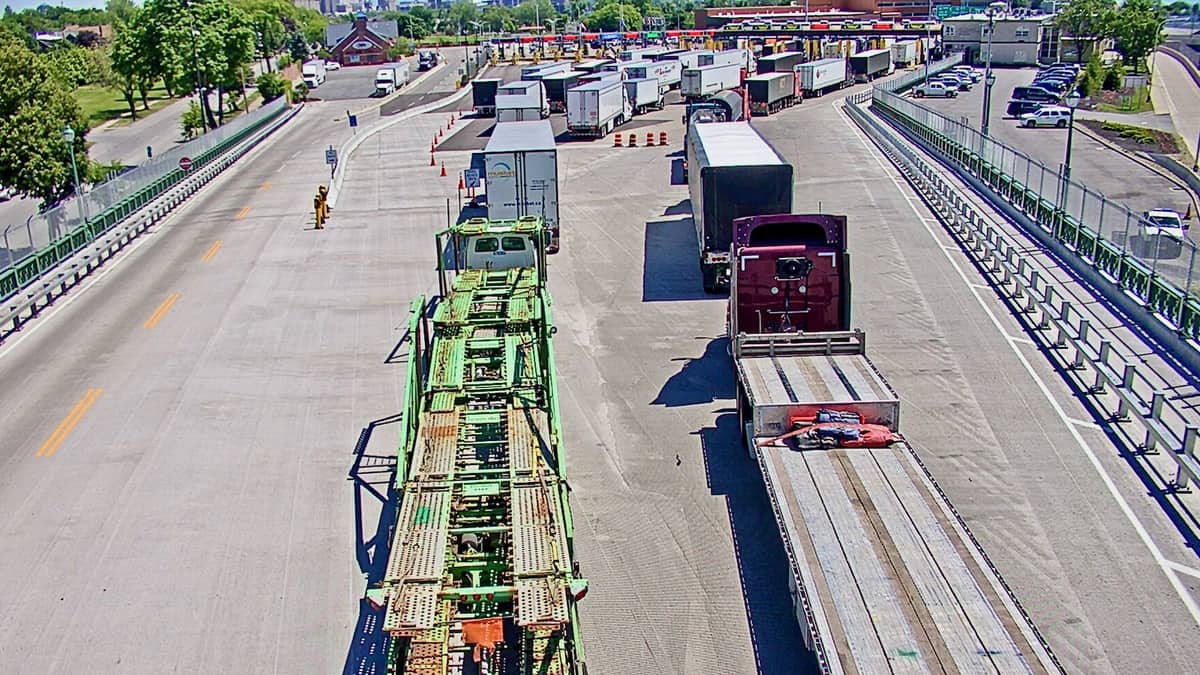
[702,266,719,294]
[914,90,924,98]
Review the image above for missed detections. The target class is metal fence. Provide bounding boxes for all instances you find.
[870,87,1200,337]
[2,97,289,285]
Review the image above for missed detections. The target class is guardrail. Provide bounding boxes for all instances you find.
[845,99,1200,493]
[2,100,297,338]
[870,87,1200,342]
[1,98,290,304]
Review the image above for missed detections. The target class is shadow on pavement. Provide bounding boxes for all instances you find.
[698,412,817,675]
[653,336,735,406]
[642,216,711,303]
[342,413,404,675]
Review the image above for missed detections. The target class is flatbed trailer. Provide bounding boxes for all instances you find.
[369,217,587,675]
[735,331,1061,675]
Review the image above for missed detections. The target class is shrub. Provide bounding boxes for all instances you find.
[256,72,287,103]
[1101,120,1157,145]
[180,101,203,140]
[1103,63,1125,91]
[291,81,308,103]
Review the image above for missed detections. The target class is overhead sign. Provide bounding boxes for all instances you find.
[178,156,193,171]
[934,4,985,19]
[464,169,481,188]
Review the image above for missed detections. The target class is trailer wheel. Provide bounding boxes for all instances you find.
[702,267,719,294]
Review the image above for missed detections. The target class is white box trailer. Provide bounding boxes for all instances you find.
[483,120,561,251]
[661,49,710,70]
[797,57,850,96]
[624,78,664,115]
[497,81,548,116]
[496,93,546,122]
[681,62,742,102]
[302,60,327,87]
[620,46,669,62]
[698,49,751,71]
[624,60,683,92]
[891,39,920,67]
[566,78,630,138]
[521,61,572,80]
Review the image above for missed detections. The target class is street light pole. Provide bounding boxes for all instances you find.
[925,0,932,81]
[981,8,996,137]
[184,0,207,133]
[62,125,87,227]
[1061,90,1082,209]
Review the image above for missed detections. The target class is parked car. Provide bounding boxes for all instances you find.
[1142,209,1188,240]
[951,65,981,82]
[325,61,341,71]
[914,80,959,98]
[1019,105,1073,127]
[0,186,16,202]
[1032,80,1070,94]
[936,72,971,90]
[1006,99,1045,117]
[1012,85,1061,103]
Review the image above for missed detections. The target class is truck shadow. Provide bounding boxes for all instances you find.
[642,217,713,302]
[697,412,818,675]
[341,413,404,675]
[653,336,736,406]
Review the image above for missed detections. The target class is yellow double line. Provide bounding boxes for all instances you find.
[144,293,180,329]
[235,205,252,220]
[37,389,103,457]
[201,240,223,262]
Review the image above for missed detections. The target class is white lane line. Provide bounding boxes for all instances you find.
[842,107,1200,627]
[1066,417,1103,431]
[1165,559,1200,581]
[1008,336,1037,347]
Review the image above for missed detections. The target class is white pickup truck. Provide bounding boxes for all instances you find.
[912,80,957,98]
[1142,209,1188,240]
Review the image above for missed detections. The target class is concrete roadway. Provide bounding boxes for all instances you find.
[919,67,1191,222]
[0,63,464,673]
[1153,50,1200,165]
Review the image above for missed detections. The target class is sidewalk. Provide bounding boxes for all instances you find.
[1151,51,1200,161]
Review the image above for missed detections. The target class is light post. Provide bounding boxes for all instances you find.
[1192,124,1200,172]
[980,7,997,136]
[1060,90,1082,209]
[183,0,207,133]
[924,0,932,82]
[61,125,87,227]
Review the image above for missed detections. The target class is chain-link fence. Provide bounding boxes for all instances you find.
[870,86,1200,332]
[2,97,288,293]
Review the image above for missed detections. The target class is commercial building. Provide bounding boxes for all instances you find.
[942,11,1060,66]
[327,13,399,66]
[694,2,961,28]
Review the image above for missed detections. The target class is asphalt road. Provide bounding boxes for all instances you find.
[917,66,1190,225]
[1153,50,1200,163]
[4,61,1200,674]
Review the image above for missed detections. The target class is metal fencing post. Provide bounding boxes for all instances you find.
[1186,244,1197,295]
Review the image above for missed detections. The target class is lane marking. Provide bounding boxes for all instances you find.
[37,388,103,457]
[201,240,223,262]
[235,205,252,220]
[1165,559,1200,580]
[844,109,1200,627]
[258,181,272,191]
[143,293,180,329]
[1066,417,1103,431]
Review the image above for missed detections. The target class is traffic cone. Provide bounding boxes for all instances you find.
[438,128,443,138]
[646,132,655,146]
[431,141,436,153]
[450,113,456,124]
[440,162,447,177]
[430,152,436,166]
[613,132,622,147]
[458,175,464,190]
[628,134,637,147]
[659,131,668,146]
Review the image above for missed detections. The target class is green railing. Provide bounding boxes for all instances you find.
[1,98,290,302]
[867,87,1200,340]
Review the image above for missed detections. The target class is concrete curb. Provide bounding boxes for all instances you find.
[1074,121,1200,217]
[327,66,488,208]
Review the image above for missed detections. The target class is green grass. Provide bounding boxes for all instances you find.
[74,82,176,129]
[1095,86,1154,114]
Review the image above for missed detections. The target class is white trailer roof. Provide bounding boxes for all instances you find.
[541,70,584,82]
[692,122,785,168]
[759,51,801,62]
[498,81,540,94]
[745,72,793,83]
[485,120,556,153]
[571,79,624,93]
[853,48,891,58]
[495,93,542,110]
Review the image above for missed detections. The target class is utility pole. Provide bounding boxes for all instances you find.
[981,7,997,137]
[184,0,207,133]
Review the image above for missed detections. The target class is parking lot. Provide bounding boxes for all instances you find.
[910,66,1191,229]
[308,57,416,101]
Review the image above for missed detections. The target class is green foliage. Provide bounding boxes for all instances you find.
[291,80,307,103]
[388,41,414,59]
[587,1,643,32]
[86,159,125,184]
[1055,0,1118,63]
[513,0,555,28]
[44,46,99,87]
[0,37,90,207]
[447,0,479,34]
[480,6,516,33]
[181,100,204,140]
[1102,62,1125,90]
[1113,0,1166,72]
[287,32,307,62]
[1101,120,1157,144]
[1078,50,1105,96]
[255,71,286,102]
[278,52,292,69]
[109,16,157,118]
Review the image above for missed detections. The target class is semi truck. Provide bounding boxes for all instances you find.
[850,48,892,82]
[682,90,744,143]
[660,49,710,70]
[698,48,752,71]
[573,58,614,74]
[624,77,664,115]
[373,63,409,96]
[496,93,548,122]
[417,50,438,71]
[681,62,743,103]
[521,61,572,80]
[497,81,548,117]
[746,71,801,116]
[796,57,851,96]
[726,213,1062,674]
[756,50,803,75]
[483,121,561,251]
[542,70,583,113]
[471,78,501,116]
[891,39,921,67]
[624,60,683,92]
[620,46,669,62]
[370,215,586,675]
[301,60,326,88]
[686,122,792,292]
[566,78,630,138]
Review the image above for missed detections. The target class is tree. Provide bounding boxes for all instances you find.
[480,6,515,33]
[587,1,643,32]
[0,37,90,207]
[447,0,479,35]
[514,0,555,29]
[106,0,140,25]
[43,46,98,88]
[1113,0,1166,73]
[255,71,285,102]
[1054,0,1117,63]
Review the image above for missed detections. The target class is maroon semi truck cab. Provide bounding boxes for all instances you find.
[729,214,851,336]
